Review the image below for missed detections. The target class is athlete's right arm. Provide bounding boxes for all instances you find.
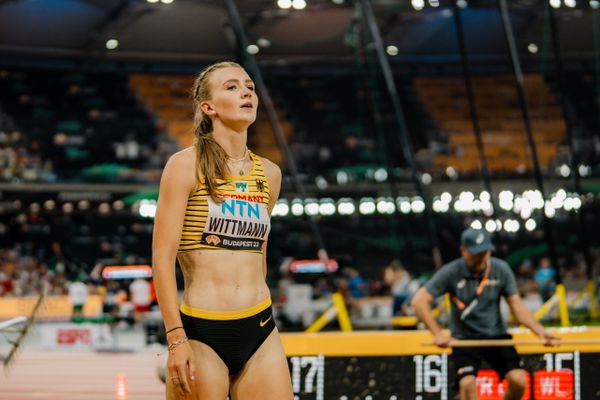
[411,287,452,348]
[152,149,197,394]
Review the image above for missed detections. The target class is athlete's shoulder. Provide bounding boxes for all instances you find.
[167,146,196,167]
[161,146,197,188]
[256,154,281,180]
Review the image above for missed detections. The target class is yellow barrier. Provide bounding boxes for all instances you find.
[305,293,353,333]
[0,295,103,319]
[532,284,570,326]
[556,284,570,327]
[568,280,598,320]
[281,327,600,356]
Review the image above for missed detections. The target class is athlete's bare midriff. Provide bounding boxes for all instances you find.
[177,249,270,312]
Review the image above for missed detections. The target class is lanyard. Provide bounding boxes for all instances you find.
[452,258,491,320]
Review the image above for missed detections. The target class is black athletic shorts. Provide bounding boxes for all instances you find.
[180,297,276,375]
[453,334,523,383]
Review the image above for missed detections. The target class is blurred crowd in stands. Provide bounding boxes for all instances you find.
[1,68,599,186]
[2,237,598,330]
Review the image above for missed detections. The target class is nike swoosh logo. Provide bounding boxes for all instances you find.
[259,315,272,327]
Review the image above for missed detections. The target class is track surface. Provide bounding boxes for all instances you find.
[0,351,165,400]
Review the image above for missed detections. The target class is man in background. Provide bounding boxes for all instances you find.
[412,228,558,400]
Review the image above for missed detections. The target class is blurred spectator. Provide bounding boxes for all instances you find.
[562,258,588,292]
[129,277,152,324]
[534,257,556,302]
[276,257,295,304]
[385,261,412,316]
[68,278,88,319]
[516,259,536,296]
[313,276,334,299]
[101,279,121,319]
[344,267,367,299]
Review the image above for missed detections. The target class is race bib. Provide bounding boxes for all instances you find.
[201,196,270,251]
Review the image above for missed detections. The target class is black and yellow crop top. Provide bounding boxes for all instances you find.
[178,151,271,254]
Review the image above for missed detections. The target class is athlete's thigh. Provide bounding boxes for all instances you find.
[166,339,230,400]
[230,329,293,400]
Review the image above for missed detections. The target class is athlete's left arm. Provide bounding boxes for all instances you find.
[262,157,282,279]
[505,294,559,345]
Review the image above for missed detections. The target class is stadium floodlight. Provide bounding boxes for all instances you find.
[44,200,55,211]
[398,198,412,214]
[433,198,449,213]
[504,219,520,233]
[292,0,307,10]
[304,199,319,216]
[411,0,425,10]
[470,220,483,230]
[592,0,600,10]
[374,168,388,182]
[315,176,328,190]
[429,0,440,7]
[525,219,537,232]
[277,0,292,9]
[106,39,119,50]
[359,198,376,215]
[273,200,289,217]
[528,43,539,54]
[319,198,336,216]
[572,196,582,210]
[411,197,425,214]
[421,172,432,185]
[386,45,399,56]
[139,200,157,218]
[558,163,571,177]
[441,192,452,203]
[520,204,532,220]
[257,38,271,48]
[446,166,458,180]
[29,202,40,213]
[336,170,349,184]
[544,202,556,218]
[99,203,111,215]
[495,219,503,232]
[62,202,74,213]
[246,44,260,55]
[564,0,576,7]
[549,0,561,7]
[376,197,395,215]
[113,200,124,211]
[479,191,491,202]
[337,198,356,215]
[499,190,514,211]
[578,164,591,177]
[291,199,304,216]
[485,219,496,233]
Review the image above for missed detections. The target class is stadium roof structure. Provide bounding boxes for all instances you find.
[0,0,597,68]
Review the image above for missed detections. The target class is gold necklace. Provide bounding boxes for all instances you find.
[228,148,248,175]
[228,148,248,163]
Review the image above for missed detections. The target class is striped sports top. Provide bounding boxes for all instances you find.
[178,151,271,254]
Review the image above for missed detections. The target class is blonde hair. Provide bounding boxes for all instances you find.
[191,61,243,202]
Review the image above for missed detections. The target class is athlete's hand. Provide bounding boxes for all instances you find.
[433,332,453,348]
[167,340,196,397]
[536,329,560,346]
